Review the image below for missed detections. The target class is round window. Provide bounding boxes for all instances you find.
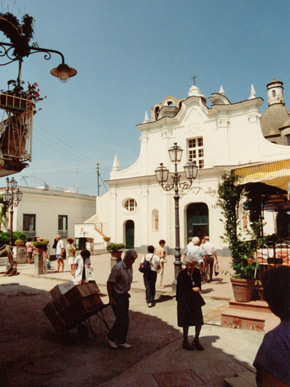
[124,199,137,212]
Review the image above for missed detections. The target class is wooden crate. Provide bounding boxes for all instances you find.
[63,282,100,305]
[43,302,66,332]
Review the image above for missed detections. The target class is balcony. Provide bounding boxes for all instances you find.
[0,93,33,176]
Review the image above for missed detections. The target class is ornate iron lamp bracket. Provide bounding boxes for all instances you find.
[179,180,192,190]
[0,41,65,66]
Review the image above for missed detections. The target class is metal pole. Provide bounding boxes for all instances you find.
[172,162,181,290]
[9,205,13,247]
[96,163,101,196]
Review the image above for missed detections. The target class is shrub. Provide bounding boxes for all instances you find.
[106,243,126,252]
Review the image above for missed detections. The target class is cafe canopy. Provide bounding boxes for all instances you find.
[232,159,290,211]
[232,159,290,193]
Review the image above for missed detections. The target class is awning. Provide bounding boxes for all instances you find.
[233,159,290,192]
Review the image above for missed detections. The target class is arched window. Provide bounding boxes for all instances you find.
[155,107,160,120]
[272,90,276,97]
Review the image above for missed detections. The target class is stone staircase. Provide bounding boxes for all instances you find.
[221,299,280,332]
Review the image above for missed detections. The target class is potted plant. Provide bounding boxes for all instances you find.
[33,238,49,275]
[217,173,261,302]
[14,239,27,264]
[14,239,25,246]
[33,238,49,250]
[103,235,110,248]
[106,242,126,269]
[1,80,47,114]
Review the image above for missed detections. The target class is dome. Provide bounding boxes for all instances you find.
[261,104,290,137]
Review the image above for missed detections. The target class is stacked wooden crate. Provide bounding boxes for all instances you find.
[43,282,103,331]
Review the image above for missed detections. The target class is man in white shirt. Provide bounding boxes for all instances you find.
[55,234,65,273]
[139,245,160,307]
[201,236,218,282]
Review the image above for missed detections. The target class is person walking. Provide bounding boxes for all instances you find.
[106,249,138,349]
[201,236,218,282]
[156,239,166,288]
[66,238,76,276]
[73,249,91,285]
[25,237,34,264]
[176,255,205,351]
[140,245,160,307]
[55,235,65,273]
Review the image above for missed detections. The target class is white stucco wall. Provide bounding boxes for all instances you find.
[2,187,96,246]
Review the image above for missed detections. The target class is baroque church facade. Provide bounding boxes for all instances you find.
[84,79,290,254]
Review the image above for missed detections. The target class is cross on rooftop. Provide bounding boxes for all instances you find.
[191,74,198,85]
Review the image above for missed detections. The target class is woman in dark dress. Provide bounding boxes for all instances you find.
[176,255,205,350]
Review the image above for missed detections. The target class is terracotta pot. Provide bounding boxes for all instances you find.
[111,251,122,259]
[230,277,255,302]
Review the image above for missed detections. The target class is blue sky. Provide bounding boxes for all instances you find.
[0,0,290,194]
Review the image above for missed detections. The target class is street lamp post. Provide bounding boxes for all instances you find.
[155,143,198,289]
[2,177,23,247]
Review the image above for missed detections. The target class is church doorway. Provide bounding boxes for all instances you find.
[125,220,134,249]
[186,203,209,241]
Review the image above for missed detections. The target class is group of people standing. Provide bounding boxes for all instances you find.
[183,235,218,282]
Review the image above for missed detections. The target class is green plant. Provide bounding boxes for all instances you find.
[0,12,36,59]
[106,243,126,252]
[103,236,111,242]
[33,238,49,248]
[13,232,28,242]
[14,239,25,246]
[0,231,27,247]
[217,173,258,279]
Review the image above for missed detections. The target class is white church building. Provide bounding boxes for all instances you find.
[81,78,290,254]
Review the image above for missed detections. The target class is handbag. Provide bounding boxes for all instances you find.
[139,254,153,273]
[214,262,219,276]
[86,267,95,282]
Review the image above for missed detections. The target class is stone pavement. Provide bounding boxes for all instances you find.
[16,253,235,301]
[0,254,268,386]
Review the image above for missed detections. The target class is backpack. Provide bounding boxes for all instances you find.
[139,254,153,273]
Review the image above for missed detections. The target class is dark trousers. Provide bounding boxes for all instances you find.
[108,291,129,344]
[143,270,157,303]
[204,255,214,281]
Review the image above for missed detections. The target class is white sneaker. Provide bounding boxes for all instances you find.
[106,336,118,349]
[147,302,153,307]
[119,342,132,349]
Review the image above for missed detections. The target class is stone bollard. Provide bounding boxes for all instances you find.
[110,251,122,269]
[34,249,44,276]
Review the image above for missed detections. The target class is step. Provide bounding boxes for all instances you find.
[221,308,265,331]
[224,370,256,387]
[228,299,271,314]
